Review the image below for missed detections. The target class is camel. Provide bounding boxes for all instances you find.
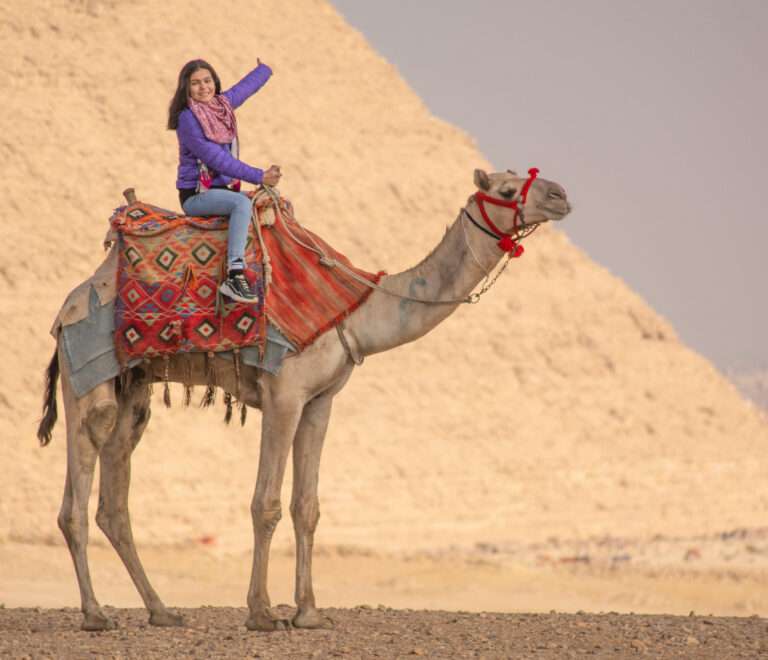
[37,168,571,632]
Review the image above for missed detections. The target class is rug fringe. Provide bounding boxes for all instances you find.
[239,400,247,426]
[233,348,242,399]
[162,355,171,407]
[200,351,218,407]
[119,367,133,396]
[200,386,215,408]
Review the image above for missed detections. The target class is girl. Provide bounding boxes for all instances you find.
[168,58,281,303]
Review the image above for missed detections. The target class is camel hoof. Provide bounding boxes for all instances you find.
[244,613,291,632]
[81,611,117,631]
[149,610,185,627]
[293,609,334,630]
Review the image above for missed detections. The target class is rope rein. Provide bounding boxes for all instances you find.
[250,191,275,287]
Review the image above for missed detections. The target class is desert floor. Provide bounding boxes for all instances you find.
[2,535,767,658]
[2,606,766,659]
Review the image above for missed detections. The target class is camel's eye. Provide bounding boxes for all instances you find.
[499,187,517,199]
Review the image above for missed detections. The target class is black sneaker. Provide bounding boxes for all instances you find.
[219,271,258,304]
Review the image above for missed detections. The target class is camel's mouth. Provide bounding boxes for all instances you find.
[539,202,571,221]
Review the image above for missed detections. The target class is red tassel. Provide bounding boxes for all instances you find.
[497,236,525,257]
[498,235,517,252]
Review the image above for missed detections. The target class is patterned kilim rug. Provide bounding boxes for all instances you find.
[110,191,383,366]
[255,195,385,351]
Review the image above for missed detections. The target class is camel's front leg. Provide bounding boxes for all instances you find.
[245,392,302,632]
[290,391,334,629]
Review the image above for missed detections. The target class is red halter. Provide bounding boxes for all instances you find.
[473,167,540,257]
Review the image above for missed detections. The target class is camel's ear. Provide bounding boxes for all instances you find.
[474,169,491,191]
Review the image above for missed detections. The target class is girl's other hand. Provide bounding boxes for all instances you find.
[263,165,282,186]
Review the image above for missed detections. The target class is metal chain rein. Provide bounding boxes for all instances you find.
[258,186,521,307]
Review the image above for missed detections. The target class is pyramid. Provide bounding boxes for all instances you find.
[1,0,765,556]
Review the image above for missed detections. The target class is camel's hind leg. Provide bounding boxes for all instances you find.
[58,366,118,631]
[95,382,184,628]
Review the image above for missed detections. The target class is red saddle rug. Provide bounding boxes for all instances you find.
[110,191,383,365]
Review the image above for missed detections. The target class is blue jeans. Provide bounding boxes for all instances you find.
[182,189,252,272]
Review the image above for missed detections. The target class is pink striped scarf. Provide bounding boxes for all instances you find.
[189,94,237,144]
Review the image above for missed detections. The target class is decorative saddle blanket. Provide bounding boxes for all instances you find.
[110,190,383,365]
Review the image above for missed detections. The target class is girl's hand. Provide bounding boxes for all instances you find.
[263,165,282,187]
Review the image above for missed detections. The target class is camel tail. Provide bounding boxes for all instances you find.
[37,349,60,447]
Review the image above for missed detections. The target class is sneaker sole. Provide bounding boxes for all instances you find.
[219,282,259,304]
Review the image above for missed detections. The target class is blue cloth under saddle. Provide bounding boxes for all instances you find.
[62,287,294,397]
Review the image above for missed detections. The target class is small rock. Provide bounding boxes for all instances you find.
[686,636,700,646]
[631,639,647,652]
[410,649,426,656]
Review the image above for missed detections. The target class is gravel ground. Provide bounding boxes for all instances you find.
[1,606,766,659]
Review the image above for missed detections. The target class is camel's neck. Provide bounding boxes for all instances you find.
[348,209,505,356]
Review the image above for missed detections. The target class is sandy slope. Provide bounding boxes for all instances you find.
[731,370,768,411]
[1,0,766,611]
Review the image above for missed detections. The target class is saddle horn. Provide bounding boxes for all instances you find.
[123,187,137,204]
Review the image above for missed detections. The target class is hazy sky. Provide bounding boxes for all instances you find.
[331,0,767,373]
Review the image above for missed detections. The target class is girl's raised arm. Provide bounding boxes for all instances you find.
[223,60,273,109]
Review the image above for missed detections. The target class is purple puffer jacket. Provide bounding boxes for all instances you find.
[175,63,273,190]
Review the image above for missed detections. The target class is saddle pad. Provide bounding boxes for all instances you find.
[112,202,266,365]
[110,192,384,361]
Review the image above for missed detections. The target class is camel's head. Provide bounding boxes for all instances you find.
[471,168,571,233]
